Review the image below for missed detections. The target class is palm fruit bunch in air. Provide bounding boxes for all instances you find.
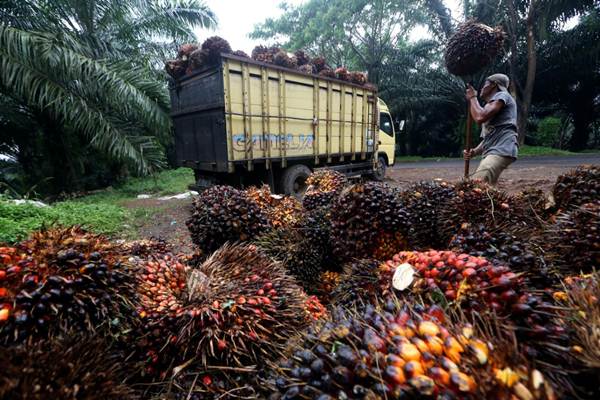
[331,259,381,308]
[186,185,270,253]
[437,180,530,243]
[273,50,297,69]
[135,244,309,379]
[399,180,457,249]
[541,201,600,274]
[266,302,555,399]
[330,182,410,262]
[444,20,506,77]
[335,67,350,81]
[246,185,303,229]
[302,170,348,211]
[0,227,133,345]
[253,228,324,290]
[294,50,311,66]
[552,165,600,211]
[201,36,232,65]
[0,335,134,400]
[449,224,551,287]
[350,71,367,85]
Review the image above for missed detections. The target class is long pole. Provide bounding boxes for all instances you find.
[464,101,472,178]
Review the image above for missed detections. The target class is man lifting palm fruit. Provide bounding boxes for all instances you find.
[464,73,518,185]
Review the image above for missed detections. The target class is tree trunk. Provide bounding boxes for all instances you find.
[517,0,538,145]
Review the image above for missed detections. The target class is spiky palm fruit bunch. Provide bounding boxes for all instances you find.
[118,237,171,257]
[319,67,337,78]
[305,295,327,321]
[273,50,297,69]
[444,21,506,77]
[188,48,208,71]
[186,185,270,253]
[314,271,341,303]
[335,67,350,81]
[303,170,348,211]
[232,49,249,58]
[135,244,310,377]
[246,185,303,229]
[331,259,381,308]
[437,180,532,243]
[177,43,199,60]
[449,224,551,287]
[266,303,554,399]
[312,56,327,72]
[165,59,187,79]
[0,335,134,399]
[253,228,324,290]
[200,36,232,65]
[294,50,311,66]
[552,165,600,211]
[0,227,133,345]
[251,45,280,63]
[399,180,457,249]
[514,188,550,220]
[350,71,367,85]
[542,201,600,274]
[330,182,410,262]
[297,63,315,74]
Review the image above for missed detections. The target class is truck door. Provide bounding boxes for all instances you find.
[378,111,395,166]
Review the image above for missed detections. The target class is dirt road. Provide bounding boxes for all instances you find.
[388,154,600,193]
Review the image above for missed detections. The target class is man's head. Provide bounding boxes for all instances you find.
[481,73,510,100]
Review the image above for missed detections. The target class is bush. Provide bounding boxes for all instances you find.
[535,116,562,147]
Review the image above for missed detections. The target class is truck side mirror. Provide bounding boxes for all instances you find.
[394,119,405,132]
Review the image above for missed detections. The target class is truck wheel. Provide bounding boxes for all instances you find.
[373,156,387,181]
[280,164,312,198]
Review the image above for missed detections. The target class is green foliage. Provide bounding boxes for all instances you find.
[535,116,562,147]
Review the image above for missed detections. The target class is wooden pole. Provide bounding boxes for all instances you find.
[464,101,472,178]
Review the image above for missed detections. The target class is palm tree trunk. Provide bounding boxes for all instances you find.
[517,0,538,145]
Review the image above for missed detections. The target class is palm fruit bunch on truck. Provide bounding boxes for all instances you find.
[187,185,270,253]
[266,302,555,399]
[132,244,310,378]
[302,170,348,211]
[552,165,600,211]
[0,227,134,345]
[330,182,410,262]
[0,335,134,400]
[165,36,235,79]
[444,20,506,77]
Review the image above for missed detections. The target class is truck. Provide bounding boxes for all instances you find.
[169,53,397,196]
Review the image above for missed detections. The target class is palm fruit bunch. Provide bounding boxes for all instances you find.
[253,228,324,290]
[300,207,336,269]
[305,295,327,321]
[233,49,249,58]
[0,227,133,345]
[188,47,208,71]
[252,45,280,63]
[399,180,457,249]
[200,36,232,65]
[302,169,348,211]
[294,50,311,66]
[449,224,551,287]
[298,64,315,74]
[186,185,270,253]
[312,56,328,72]
[331,259,382,308]
[165,59,187,79]
[266,302,555,399]
[542,201,600,274]
[330,182,410,262]
[444,20,506,77]
[335,67,350,81]
[0,335,134,400]
[513,187,551,222]
[350,71,367,85]
[246,185,303,229]
[552,165,600,211]
[437,180,532,243]
[319,68,337,78]
[136,244,309,377]
[118,237,171,257]
[178,43,199,59]
[273,50,297,69]
[314,270,341,303]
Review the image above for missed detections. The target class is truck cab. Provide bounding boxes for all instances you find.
[376,99,396,179]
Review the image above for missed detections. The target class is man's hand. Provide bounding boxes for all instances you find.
[463,149,474,160]
[465,84,477,100]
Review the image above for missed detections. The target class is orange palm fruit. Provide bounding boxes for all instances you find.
[418,321,440,337]
[399,343,422,362]
[404,360,424,377]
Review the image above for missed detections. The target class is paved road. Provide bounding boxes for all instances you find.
[393,154,600,169]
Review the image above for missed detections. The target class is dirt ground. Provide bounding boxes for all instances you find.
[127,155,599,252]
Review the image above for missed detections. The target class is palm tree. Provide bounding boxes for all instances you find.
[0,0,216,193]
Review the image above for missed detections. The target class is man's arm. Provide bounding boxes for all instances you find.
[466,85,504,124]
[464,142,484,160]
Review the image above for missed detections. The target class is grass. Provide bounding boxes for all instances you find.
[0,168,194,244]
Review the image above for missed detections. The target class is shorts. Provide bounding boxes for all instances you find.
[471,155,515,185]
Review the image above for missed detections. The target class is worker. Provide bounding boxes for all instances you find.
[463,73,518,185]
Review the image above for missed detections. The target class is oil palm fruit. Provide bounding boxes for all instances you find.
[273,50,297,69]
[311,56,328,72]
[303,170,348,211]
[118,237,171,257]
[297,64,315,74]
[294,50,311,66]
[349,71,367,85]
[200,36,232,65]
[335,67,349,81]
[189,48,208,71]
[400,180,457,249]
[232,49,249,58]
[0,335,134,400]
[513,187,550,220]
[165,59,187,79]
[253,228,324,290]
[444,20,506,77]
[542,201,600,274]
[0,227,134,345]
[177,43,199,60]
[186,185,270,253]
[246,185,303,229]
[135,244,309,378]
[319,68,336,79]
[266,302,554,399]
[252,45,280,63]
[331,259,381,308]
[552,165,599,211]
[330,182,410,262]
[314,271,341,303]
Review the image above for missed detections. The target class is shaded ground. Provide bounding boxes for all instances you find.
[125,155,599,252]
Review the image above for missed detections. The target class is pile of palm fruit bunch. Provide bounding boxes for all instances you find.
[444,20,506,77]
[302,170,348,211]
[247,184,304,229]
[266,300,555,399]
[551,165,599,210]
[165,37,372,86]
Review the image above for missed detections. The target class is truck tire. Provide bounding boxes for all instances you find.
[280,164,312,198]
[373,156,387,181]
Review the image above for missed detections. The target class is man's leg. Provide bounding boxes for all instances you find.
[471,155,514,185]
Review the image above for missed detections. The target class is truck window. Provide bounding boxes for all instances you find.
[379,112,393,136]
